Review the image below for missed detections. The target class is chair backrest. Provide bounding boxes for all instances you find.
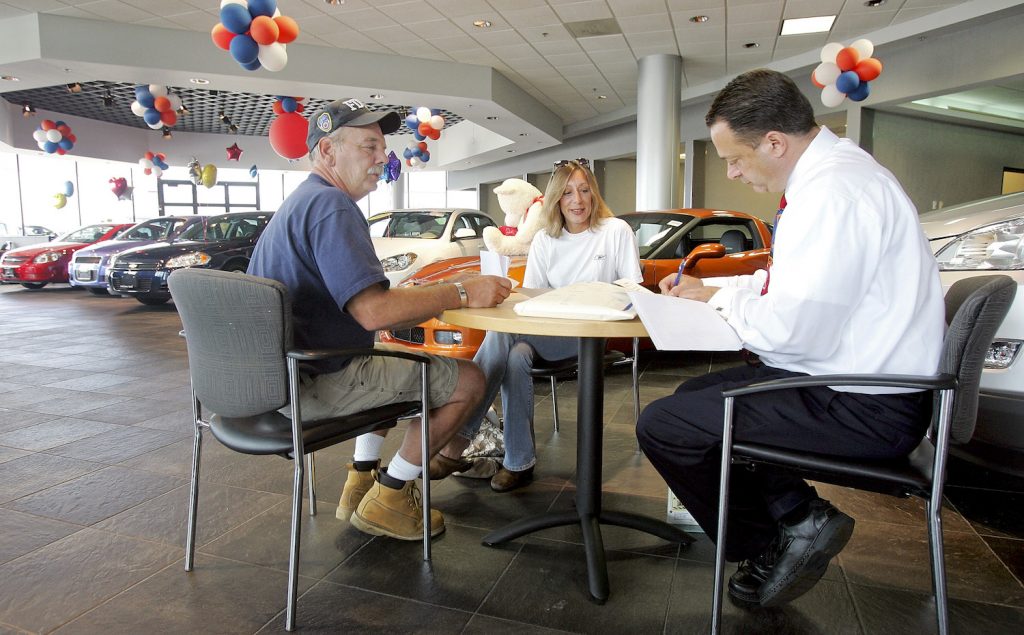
[168,268,292,418]
[939,275,1015,443]
[719,230,746,254]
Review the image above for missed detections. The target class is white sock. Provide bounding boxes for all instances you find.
[386,453,421,482]
[353,434,385,463]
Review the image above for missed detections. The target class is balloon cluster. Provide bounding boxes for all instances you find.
[187,157,218,189]
[402,141,431,168]
[131,85,182,129]
[109,177,133,201]
[269,96,308,160]
[811,39,883,108]
[402,107,445,168]
[54,181,74,209]
[32,120,76,155]
[212,0,299,72]
[139,152,169,178]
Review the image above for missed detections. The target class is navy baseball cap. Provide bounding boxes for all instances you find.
[306,98,402,153]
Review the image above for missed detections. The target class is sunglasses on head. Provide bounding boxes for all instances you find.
[553,158,590,170]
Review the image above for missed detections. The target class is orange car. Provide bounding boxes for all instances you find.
[379,209,772,359]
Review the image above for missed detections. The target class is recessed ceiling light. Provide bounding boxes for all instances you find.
[189,77,210,85]
[66,82,82,94]
[780,15,836,36]
[596,95,607,100]
[1,75,19,81]
[864,0,887,6]
[743,42,759,49]
[486,116,498,120]
[689,15,709,23]
[473,20,492,28]
[506,149,515,153]
[519,133,528,136]
[369,93,383,99]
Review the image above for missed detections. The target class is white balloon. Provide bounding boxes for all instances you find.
[813,62,841,86]
[147,120,163,130]
[820,42,844,64]
[130,100,147,117]
[416,107,431,123]
[429,115,444,130]
[140,158,153,169]
[821,84,846,108]
[273,7,280,17]
[32,129,47,142]
[257,42,288,72]
[166,93,182,111]
[45,129,62,143]
[152,166,163,178]
[37,141,46,150]
[409,157,420,167]
[850,38,874,60]
[148,84,167,98]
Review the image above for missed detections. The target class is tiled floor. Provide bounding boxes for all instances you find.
[1,283,1022,634]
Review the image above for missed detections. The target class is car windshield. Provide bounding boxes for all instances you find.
[368,211,451,239]
[176,214,271,242]
[57,224,113,243]
[120,218,183,241]
[622,214,695,258]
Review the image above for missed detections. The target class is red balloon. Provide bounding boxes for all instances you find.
[835,47,859,72]
[417,141,428,152]
[810,70,825,89]
[249,15,279,45]
[56,148,66,155]
[269,111,308,160]
[66,134,77,143]
[427,128,440,140]
[274,16,299,44]
[272,101,284,115]
[161,110,177,126]
[40,119,55,130]
[418,121,432,136]
[295,103,304,113]
[211,23,235,51]
[854,58,883,82]
[153,96,171,112]
[144,151,154,160]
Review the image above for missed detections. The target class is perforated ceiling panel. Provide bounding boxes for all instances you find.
[1,81,463,137]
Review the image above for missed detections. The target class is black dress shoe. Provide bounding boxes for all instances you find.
[490,466,534,492]
[758,498,855,608]
[728,557,771,608]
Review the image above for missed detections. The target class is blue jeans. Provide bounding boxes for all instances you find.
[460,331,577,471]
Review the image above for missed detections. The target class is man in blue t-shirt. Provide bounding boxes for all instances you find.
[249,98,511,541]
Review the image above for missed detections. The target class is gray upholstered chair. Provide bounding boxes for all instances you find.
[169,268,433,632]
[710,274,1015,635]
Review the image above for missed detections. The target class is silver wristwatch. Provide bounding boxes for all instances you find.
[453,281,469,308]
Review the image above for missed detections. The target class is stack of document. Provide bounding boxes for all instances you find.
[513,281,636,321]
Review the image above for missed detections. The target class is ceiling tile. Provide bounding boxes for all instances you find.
[576,33,631,53]
[425,33,481,52]
[726,3,783,25]
[831,11,899,39]
[783,0,844,19]
[76,0,153,22]
[405,19,466,39]
[336,8,398,30]
[533,39,584,55]
[163,10,220,31]
[294,14,347,36]
[617,14,673,33]
[496,4,561,28]
[469,27,528,47]
[667,0,726,10]
[676,22,726,45]
[426,0,494,19]
[607,0,672,17]
[377,1,444,21]
[551,1,614,23]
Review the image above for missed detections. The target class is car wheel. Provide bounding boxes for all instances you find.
[20,282,47,289]
[136,296,170,306]
[87,287,111,296]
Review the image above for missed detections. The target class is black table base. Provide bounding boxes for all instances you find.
[482,336,695,603]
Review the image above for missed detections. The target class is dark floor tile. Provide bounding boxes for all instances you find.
[6,465,183,525]
[0,528,179,633]
[18,391,132,417]
[0,453,102,504]
[851,581,1024,634]
[477,538,675,632]
[426,475,567,534]
[0,447,28,464]
[56,553,315,635]
[0,408,57,434]
[132,406,197,432]
[814,482,974,533]
[117,436,247,479]
[985,536,1024,585]
[0,508,81,565]
[0,417,122,451]
[256,578,472,634]
[946,486,1024,539]
[463,614,574,634]
[46,426,183,463]
[0,621,30,634]
[43,373,137,391]
[946,455,1024,493]
[75,398,183,425]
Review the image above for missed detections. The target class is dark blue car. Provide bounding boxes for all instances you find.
[108,211,274,305]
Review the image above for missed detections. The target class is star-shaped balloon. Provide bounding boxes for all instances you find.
[226,143,243,161]
[382,150,401,183]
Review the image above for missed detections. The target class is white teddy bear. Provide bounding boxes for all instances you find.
[482,178,544,257]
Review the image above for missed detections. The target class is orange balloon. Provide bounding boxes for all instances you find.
[854,57,883,82]
[161,110,177,126]
[153,96,171,112]
[274,16,299,44]
[211,23,234,51]
[250,15,279,45]
[835,47,859,72]
[272,101,284,115]
[40,119,56,130]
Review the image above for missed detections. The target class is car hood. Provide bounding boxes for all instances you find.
[919,193,1024,240]
[77,239,158,256]
[114,239,244,262]
[371,237,435,258]
[2,241,87,257]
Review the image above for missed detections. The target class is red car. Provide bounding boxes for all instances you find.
[380,209,772,358]
[0,223,132,289]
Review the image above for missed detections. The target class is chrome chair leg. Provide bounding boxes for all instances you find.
[185,393,203,572]
[711,396,737,634]
[420,365,432,561]
[551,376,560,432]
[307,453,317,516]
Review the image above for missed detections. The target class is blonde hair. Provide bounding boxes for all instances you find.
[539,161,613,237]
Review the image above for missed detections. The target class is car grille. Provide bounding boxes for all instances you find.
[110,272,153,292]
[389,328,425,344]
[120,262,161,270]
[1,256,26,265]
[75,256,101,264]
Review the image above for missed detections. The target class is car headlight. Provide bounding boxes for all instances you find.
[986,340,1022,370]
[165,252,211,269]
[33,252,62,263]
[380,253,417,272]
[433,330,464,345]
[935,216,1024,271]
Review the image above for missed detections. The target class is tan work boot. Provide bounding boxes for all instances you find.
[350,479,445,540]
[336,463,377,521]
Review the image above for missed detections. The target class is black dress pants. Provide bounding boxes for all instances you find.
[636,363,930,562]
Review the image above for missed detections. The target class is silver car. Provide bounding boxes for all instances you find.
[919,192,1024,475]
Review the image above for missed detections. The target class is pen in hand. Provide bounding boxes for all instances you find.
[673,259,686,287]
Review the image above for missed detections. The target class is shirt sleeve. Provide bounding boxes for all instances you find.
[612,219,643,282]
[308,206,388,312]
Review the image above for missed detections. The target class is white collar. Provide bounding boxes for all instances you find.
[785,126,840,196]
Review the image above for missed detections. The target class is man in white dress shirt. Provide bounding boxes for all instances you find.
[637,69,944,608]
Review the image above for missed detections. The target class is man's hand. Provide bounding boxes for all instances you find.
[461,275,512,307]
[676,286,720,303]
[658,273,704,295]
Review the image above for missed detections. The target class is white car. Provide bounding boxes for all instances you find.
[369,208,498,286]
[919,191,1024,475]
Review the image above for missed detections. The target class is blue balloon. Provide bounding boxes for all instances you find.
[281,97,297,113]
[402,148,413,160]
[847,81,871,102]
[54,120,66,127]
[220,3,252,35]
[42,141,58,153]
[413,131,425,141]
[135,86,154,109]
[430,109,441,116]
[154,158,168,170]
[63,181,74,196]
[240,58,262,71]
[247,0,277,18]
[420,150,430,163]
[143,108,162,126]
[835,70,860,94]
[230,34,260,64]
[249,165,259,178]
[405,115,418,130]
[58,138,73,151]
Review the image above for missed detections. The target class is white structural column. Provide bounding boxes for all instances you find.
[636,54,682,212]
[390,172,406,210]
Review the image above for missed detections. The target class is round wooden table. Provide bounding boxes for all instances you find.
[442,291,694,603]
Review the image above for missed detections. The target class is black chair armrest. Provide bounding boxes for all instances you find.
[722,373,957,398]
[287,347,429,365]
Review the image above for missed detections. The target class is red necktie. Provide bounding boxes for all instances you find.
[760,195,787,295]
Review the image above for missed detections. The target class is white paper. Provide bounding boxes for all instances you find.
[627,292,742,351]
[513,281,636,321]
[479,250,510,277]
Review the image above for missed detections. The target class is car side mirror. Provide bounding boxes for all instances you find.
[679,243,726,276]
[453,227,476,239]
